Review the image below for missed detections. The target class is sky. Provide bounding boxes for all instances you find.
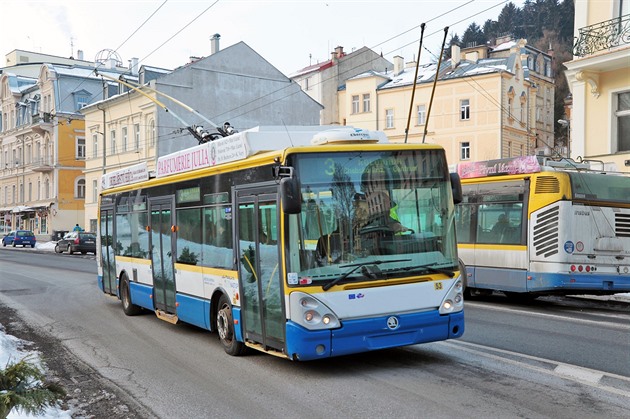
[0,0,525,77]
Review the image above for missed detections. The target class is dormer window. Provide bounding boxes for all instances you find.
[73,89,92,111]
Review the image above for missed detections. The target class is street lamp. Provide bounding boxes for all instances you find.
[558,119,570,159]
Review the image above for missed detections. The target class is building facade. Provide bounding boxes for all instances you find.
[0,50,131,238]
[338,38,555,165]
[82,40,322,231]
[564,0,630,171]
[291,46,392,125]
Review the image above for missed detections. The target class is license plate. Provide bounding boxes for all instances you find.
[85,240,94,244]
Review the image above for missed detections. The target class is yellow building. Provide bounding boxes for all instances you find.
[564,0,630,171]
[339,38,556,165]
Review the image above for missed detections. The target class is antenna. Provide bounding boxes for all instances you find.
[70,37,75,59]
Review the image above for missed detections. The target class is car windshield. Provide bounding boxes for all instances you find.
[80,233,96,239]
[285,149,458,287]
[17,231,34,237]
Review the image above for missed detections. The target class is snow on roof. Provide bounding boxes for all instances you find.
[492,40,517,52]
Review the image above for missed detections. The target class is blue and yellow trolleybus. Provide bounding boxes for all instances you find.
[455,156,630,300]
[97,127,464,360]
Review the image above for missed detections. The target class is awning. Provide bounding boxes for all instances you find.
[11,205,34,213]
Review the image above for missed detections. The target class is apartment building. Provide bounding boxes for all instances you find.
[82,40,322,231]
[0,50,130,238]
[565,0,630,171]
[291,46,392,125]
[338,38,555,164]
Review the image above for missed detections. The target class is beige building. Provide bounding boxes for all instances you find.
[338,38,556,165]
[564,0,630,171]
[291,46,392,125]
[0,50,129,239]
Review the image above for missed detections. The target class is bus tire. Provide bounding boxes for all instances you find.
[120,273,142,316]
[216,294,246,356]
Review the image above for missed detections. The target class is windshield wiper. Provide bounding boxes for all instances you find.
[322,259,412,291]
[392,263,456,277]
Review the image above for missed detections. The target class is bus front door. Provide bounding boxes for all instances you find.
[236,186,285,353]
[149,197,177,315]
[100,207,116,295]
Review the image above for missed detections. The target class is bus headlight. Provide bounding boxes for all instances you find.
[290,292,340,330]
[439,279,464,314]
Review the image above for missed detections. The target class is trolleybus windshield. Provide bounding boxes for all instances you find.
[286,149,458,287]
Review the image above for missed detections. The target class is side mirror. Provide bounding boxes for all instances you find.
[450,172,463,205]
[280,177,302,214]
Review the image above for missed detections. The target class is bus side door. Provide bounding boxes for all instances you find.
[149,196,177,314]
[235,184,285,353]
[99,205,117,295]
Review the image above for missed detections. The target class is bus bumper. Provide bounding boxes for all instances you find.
[528,272,630,293]
[286,310,464,361]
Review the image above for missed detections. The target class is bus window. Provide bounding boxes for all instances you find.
[201,205,233,269]
[177,208,202,265]
[476,203,523,244]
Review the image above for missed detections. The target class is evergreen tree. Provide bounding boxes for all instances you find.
[0,356,65,418]
[462,22,487,48]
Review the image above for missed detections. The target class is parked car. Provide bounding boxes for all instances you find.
[55,231,97,255]
[2,230,37,248]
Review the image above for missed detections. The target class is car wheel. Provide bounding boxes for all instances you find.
[12,241,16,247]
[54,244,61,253]
[67,246,74,255]
[31,244,36,248]
[81,251,87,254]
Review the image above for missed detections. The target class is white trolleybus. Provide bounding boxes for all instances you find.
[454,155,630,300]
[97,126,465,360]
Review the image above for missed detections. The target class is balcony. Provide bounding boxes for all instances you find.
[31,157,54,172]
[32,112,53,135]
[573,14,630,57]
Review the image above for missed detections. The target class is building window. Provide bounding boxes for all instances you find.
[134,123,140,149]
[149,119,156,147]
[122,126,128,152]
[351,95,360,114]
[363,94,371,113]
[110,130,116,155]
[92,180,98,203]
[92,134,98,158]
[460,142,470,160]
[460,99,470,120]
[44,179,50,199]
[77,137,86,159]
[76,95,89,111]
[507,141,512,157]
[508,98,512,118]
[76,178,86,199]
[616,91,630,152]
[417,104,426,125]
[385,109,394,128]
[28,182,32,201]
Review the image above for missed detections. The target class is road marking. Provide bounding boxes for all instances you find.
[465,301,630,331]
[440,340,630,397]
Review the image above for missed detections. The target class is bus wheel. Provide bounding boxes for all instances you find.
[216,294,246,356]
[121,273,142,316]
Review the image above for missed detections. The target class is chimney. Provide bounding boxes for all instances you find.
[334,46,344,59]
[405,60,417,69]
[451,45,461,68]
[211,33,221,55]
[465,51,479,62]
[77,50,84,61]
[129,57,139,76]
[393,55,404,75]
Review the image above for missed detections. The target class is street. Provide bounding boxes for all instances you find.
[0,248,629,418]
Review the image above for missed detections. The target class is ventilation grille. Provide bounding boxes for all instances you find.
[535,176,560,194]
[615,213,630,238]
[532,205,559,258]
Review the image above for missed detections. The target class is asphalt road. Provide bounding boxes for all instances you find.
[1,248,628,418]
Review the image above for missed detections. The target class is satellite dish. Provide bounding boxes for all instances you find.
[95,49,123,67]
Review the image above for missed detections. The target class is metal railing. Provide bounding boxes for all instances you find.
[573,13,630,57]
